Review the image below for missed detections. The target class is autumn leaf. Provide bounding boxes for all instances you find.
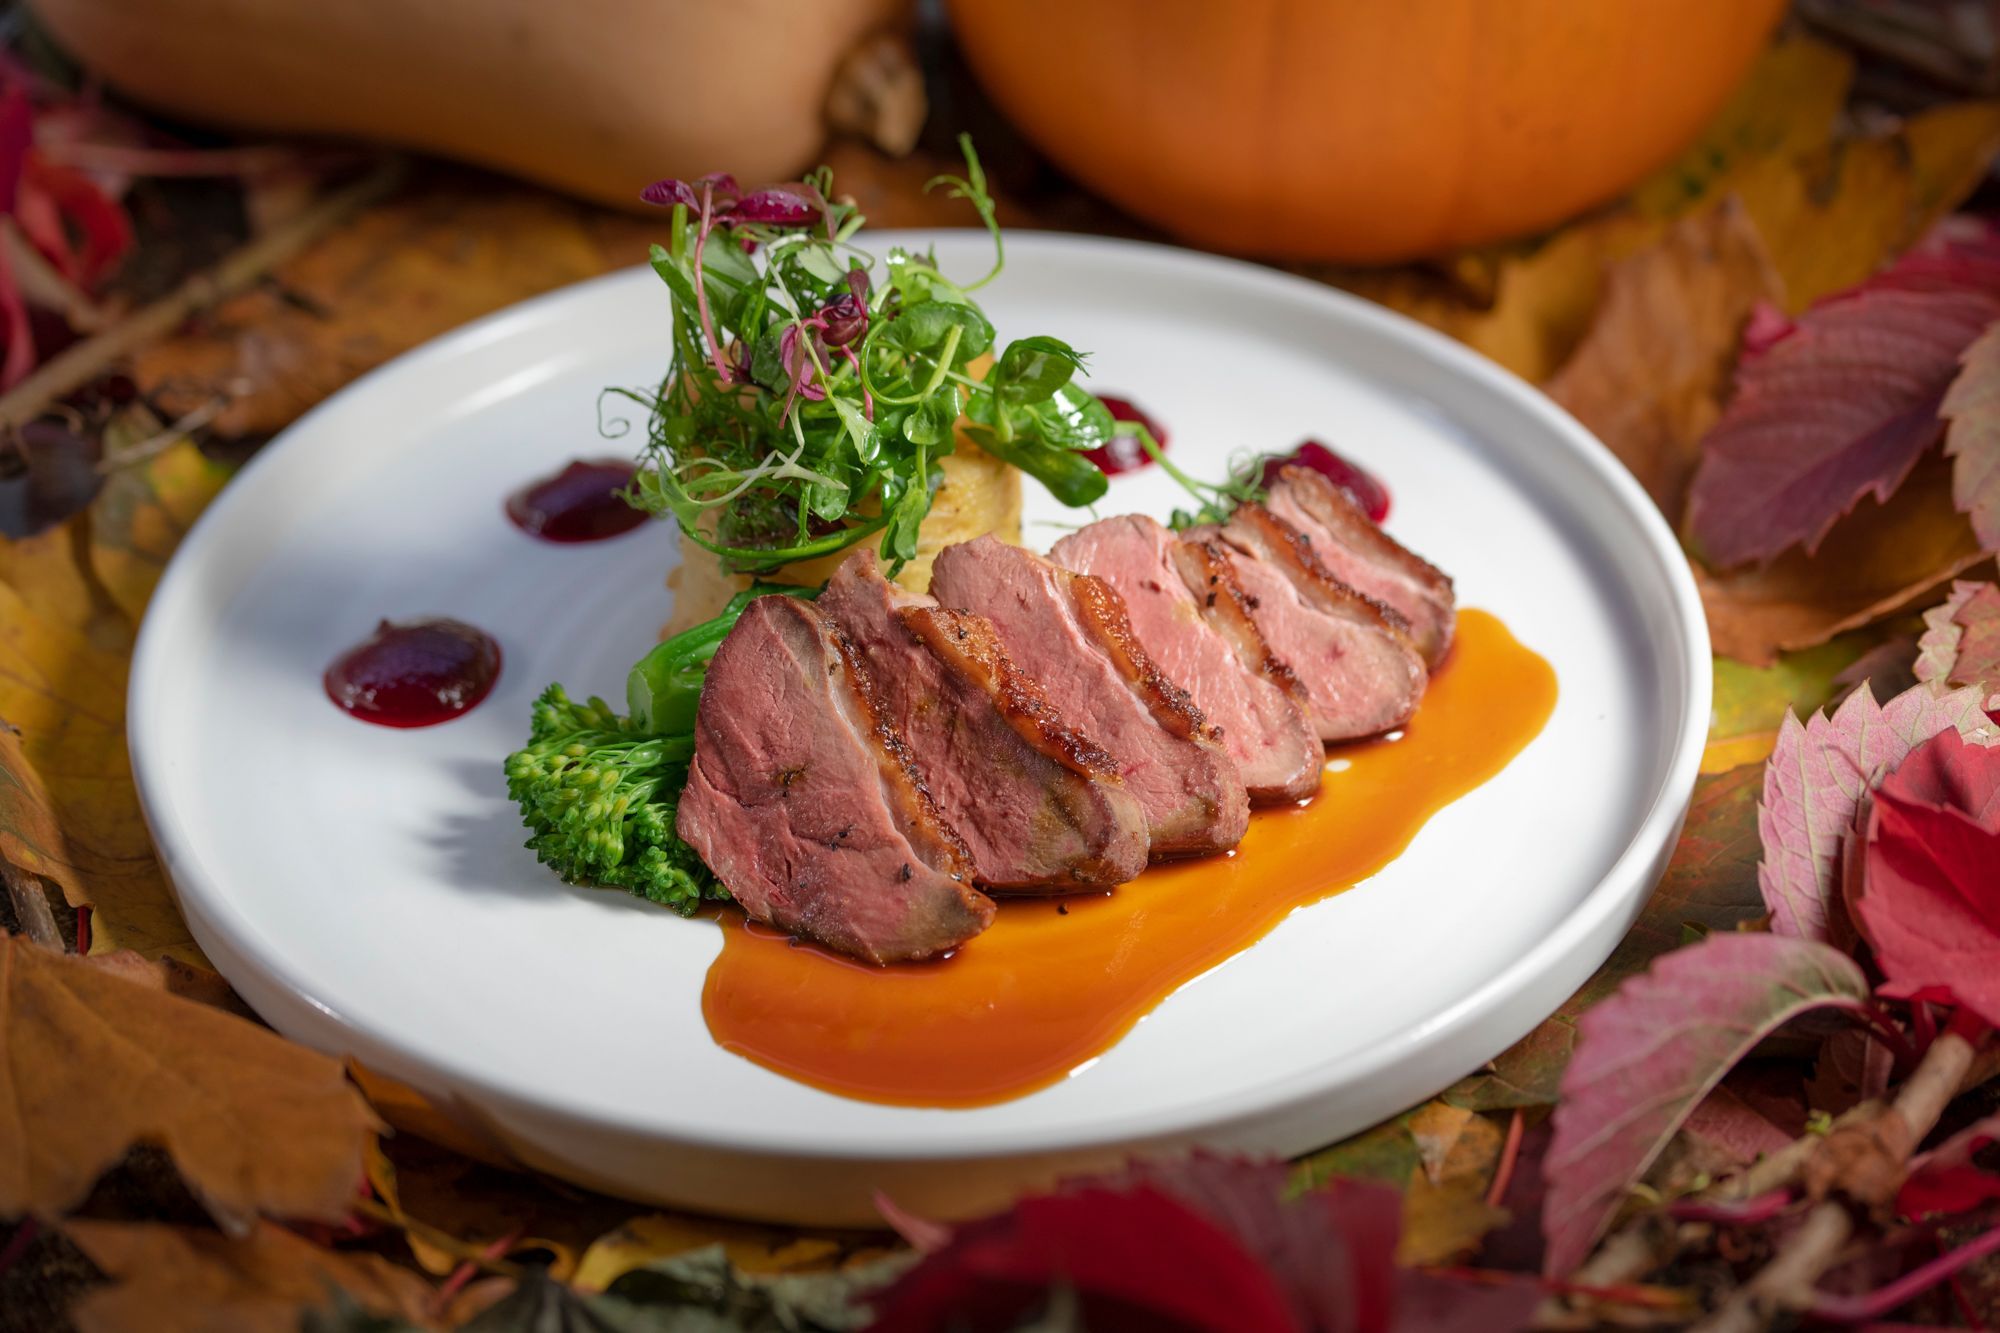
[1705,634,1874,775]
[1447,763,1768,1111]
[1397,1104,1507,1266]
[1544,198,1783,518]
[1916,579,2000,704]
[1686,228,2000,570]
[1944,321,2000,552]
[86,423,233,625]
[875,1156,1537,1333]
[135,182,627,440]
[1540,933,1871,1277]
[0,577,197,963]
[1898,1113,2000,1220]
[1851,729,2000,1025]
[0,937,376,1223]
[1698,451,1990,666]
[65,1220,435,1333]
[1759,683,1997,943]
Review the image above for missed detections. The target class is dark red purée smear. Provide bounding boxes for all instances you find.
[1086,395,1167,476]
[325,619,501,728]
[505,458,645,543]
[1263,440,1391,522]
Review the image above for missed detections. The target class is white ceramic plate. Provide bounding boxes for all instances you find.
[130,232,1707,1225]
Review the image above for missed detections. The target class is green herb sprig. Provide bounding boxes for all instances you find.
[619,136,1117,576]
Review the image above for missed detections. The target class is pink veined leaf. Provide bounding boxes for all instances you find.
[1851,729,2000,1025]
[1759,683,1997,942]
[1687,230,2000,569]
[1541,932,1872,1277]
[1915,580,2000,707]
[1944,322,2000,552]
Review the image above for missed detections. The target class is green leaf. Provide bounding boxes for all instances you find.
[901,390,959,447]
[990,336,1085,405]
[964,426,1108,507]
[881,300,994,364]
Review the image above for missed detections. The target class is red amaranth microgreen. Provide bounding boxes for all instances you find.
[615,136,1118,575]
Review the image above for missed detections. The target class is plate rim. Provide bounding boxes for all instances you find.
[128,228,1711,1163]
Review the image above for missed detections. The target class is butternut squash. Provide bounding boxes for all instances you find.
[26,0,913,206]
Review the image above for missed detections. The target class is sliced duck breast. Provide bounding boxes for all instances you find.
[818,550,1148,890]
[1265,463,1455,667]
[1051,515,1321,804]
[1206,504,1427,742]
[929,536,1249,856]
[676,595,994,964]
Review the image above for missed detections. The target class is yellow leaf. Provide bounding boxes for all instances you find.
[1629,36,1854,217]
[0,577,198,962]
[89,428,234,624]
[1397,1103,1508,1266]
[572,1212,878,1292]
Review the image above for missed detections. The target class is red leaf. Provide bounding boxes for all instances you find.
[19,154,133,288]
[1541,933,1871,1277]
[1759,684,1997,942]
[1688,231,2000,568]
[1899,1112,2000,1219]
[871,1153,1540,1333]
[864,1185,1302,1333]
[1916,580,2000,707]
[0,86,30,215]
[1852,729,2000,1025]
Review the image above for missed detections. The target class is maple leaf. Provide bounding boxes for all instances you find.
[1944,322,2000,551]
[1851,729,2000,1025]
[1687,226,2000,569]
[1541,932,1871,1277]
[0,937,377,1224]
[64,1220,436,1333]
[1758,683,1997,943]
[1916,579,2000,706]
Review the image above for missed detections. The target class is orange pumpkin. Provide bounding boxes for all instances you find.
[947,0,1787,262]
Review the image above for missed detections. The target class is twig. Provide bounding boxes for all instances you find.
[1808,1218,2000,1323]
[0,218,109,333]
[1668,1190,1792,1227]
[348,1196,523,1282]
[93,391,241,476]
[0,156,405,434]
[429,1225,523,1320]
[1694,1029,1981,1333]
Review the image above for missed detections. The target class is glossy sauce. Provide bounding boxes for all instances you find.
[505,458,646,543]
[702,608,1555,1107]
[1086,395,1168,476]
[324,618,502,727]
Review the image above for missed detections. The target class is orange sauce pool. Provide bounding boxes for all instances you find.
[702,609,1556,1108]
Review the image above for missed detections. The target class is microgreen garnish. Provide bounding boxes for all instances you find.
[618,136,1121,575]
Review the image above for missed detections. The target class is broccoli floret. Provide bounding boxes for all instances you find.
[503,684,721,914]
[504,584,819,914]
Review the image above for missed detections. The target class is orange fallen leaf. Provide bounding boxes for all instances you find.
[1697,453,1992,665]
[0,936,376,1223]
[65,1219,436,1333]
[1545,198,1783,518]
[1398,1103,1507,1266]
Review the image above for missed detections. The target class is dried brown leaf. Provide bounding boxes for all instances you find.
[65,1220,436,1333]
[1545,198,1783,517]
[0,936,376,1223]
[1697,452,1990,665]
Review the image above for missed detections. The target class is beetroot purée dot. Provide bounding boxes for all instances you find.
[325,618,501,728]
[1263,440,1390,522]
[505,458,646,544]
[1085,395,1168,476]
